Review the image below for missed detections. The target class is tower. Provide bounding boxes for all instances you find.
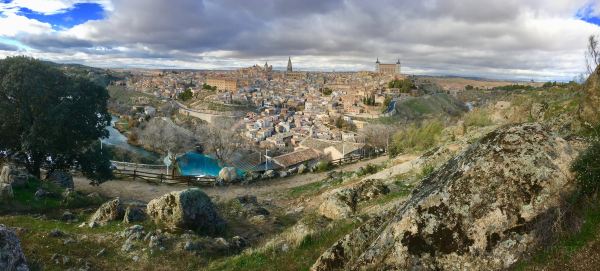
[287,57,293,72]
[396,59,401,74]
[375,58,380,73]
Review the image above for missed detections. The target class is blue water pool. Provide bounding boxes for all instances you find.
[177,152,223,177]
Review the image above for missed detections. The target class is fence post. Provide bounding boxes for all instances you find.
[133,169,137,181]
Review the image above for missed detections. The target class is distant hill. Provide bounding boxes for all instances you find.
[43,61,127,87]
[383,93,467,123]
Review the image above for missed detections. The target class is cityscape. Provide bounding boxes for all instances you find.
[0,1,600,271]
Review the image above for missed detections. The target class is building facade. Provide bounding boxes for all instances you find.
[206,78,238,92]
[375,58,401,75]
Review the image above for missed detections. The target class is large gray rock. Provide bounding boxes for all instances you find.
[0,183,13,201]
[146,188,225,234]
[218,167,238,183]
[0,165,28,188]
[88,198,124,227]
[0,225,29,271]
[45,171,74,189]
[318,179,389,220]
[312,123,577,271]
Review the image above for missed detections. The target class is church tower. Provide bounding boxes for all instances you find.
[375,58,380,73]
[396,59,401,74]
[287,57,293,72]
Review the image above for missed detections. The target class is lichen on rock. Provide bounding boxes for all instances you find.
[312,123,577,271]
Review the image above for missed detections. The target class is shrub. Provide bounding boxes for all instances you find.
[315,160,334,172]
[357,163,382,176]
[417,164,436,180]
[463,109,492,128]
[571,141,600,196]
[389,120,444,157]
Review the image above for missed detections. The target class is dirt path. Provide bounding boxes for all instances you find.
[74,156,389,203]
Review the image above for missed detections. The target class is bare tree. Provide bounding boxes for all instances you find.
[586,34,600,76]
[136,117,195,154]
[192,119,244,166]
[362,123,397,150]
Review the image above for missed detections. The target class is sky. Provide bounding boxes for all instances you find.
[0,0,600,81]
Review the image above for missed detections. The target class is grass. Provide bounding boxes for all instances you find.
[288,182,324,198]
[389,119,444,157]
[513,199,600,270]
[206,220,357,271]
[463,108,492,128]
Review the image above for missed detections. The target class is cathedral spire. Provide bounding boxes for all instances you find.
[287,56,293,72]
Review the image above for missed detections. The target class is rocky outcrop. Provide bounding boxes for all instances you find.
[0,165,28,188]
[88,198,124,227]
[218,167,238,183]
[312,123,577,271]
[318,179,389,220]
[45,171,74,189]
[146,188,225,234]
[0,225,29,271]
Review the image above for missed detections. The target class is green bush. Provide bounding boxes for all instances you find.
[389,120,444,157]
[357,163,382,176]
[315,160,334,172]
[417,164,436,180]
[571,141,600,195]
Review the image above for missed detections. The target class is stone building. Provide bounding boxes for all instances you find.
[375,58,401,75]
[206,77,238,92]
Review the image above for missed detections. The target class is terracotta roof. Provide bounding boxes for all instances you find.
[299,138,335,153]
[272,148,320,168]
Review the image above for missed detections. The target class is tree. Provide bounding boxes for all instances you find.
[0,57,112,183]
[178,88,193,101]
[586,34,600,76]
[193,120,243,166]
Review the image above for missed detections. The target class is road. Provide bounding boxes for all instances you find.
[74,155,389,203]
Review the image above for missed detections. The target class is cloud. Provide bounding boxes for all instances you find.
[0,42,18,51]
[0,0,112,15]
[0,12,53,37]
[3,0,600,80]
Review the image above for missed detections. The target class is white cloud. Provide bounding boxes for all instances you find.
[0,0,113,15]
[0,12,52,37]
[3,0,600,80]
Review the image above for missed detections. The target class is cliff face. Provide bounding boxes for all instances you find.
[579,65,600,126]
[312,123,577,271]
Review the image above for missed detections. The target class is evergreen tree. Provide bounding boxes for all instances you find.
[0,57,112,184]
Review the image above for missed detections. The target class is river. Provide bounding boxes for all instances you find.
[101,116,161,162]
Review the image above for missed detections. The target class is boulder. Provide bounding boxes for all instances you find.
[123,206,146,224]
[88,198,124,226]
[312,123,577,271]
[297,164,307,174]
[318,179,389,220]
[262,170,276,179]
[0,225,29,271]
[0,183,13,201]
[318,188,355,220]
[146,188,225,233]
[218,167,238,183]
[0,165,28,188]
[45,171,74,189]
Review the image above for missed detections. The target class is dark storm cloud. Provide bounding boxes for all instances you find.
[0,43,18,51]
[8,0,600,80]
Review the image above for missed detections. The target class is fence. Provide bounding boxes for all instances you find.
[330,148,387,167]
[110,161,216,187]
